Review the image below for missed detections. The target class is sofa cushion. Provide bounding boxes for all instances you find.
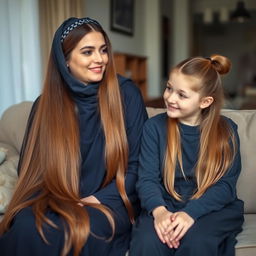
[235,214,256,256]
[0,148,7,164]
[0,155,19,213]
[0,101,32,153]
[221,110,256,213]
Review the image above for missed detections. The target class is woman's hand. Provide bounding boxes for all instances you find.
[80,195,100,205]
[166,211,194,243]
[152,206,179,248]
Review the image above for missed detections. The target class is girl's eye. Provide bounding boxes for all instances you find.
[179,93,187,98]
[166,86,172,92]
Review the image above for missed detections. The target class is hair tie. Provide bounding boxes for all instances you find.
[61,17,102,43]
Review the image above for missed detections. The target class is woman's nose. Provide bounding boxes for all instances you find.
[94,52,103,63]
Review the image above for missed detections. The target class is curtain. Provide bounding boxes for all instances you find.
[39,0,84,73]
[0,0,42,116]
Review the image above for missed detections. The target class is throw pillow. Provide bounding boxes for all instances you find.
[0,155,19,213]
[0,147,7,165]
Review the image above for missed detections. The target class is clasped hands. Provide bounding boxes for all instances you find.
[152,206,194,249]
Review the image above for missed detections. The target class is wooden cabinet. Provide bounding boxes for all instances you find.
[113,52,148,100]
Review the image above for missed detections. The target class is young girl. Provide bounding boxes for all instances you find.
[130,55,244,256]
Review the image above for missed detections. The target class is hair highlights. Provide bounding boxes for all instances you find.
[0,21,132,256]
[163,55,236,200]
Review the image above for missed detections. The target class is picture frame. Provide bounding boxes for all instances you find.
[110,0,134,36]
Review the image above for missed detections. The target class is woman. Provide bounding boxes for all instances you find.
[0,17,147,256]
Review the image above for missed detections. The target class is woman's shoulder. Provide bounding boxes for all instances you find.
[117,75,141,97]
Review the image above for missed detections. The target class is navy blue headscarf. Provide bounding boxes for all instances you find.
[50,17,111,196]
[51,17,103,97]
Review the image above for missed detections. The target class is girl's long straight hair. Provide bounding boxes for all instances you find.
[0,23,133,256]
[163,55,236,200]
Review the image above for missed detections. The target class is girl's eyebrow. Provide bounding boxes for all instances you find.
[178,89,189,95]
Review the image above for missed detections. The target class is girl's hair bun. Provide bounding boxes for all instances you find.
[209,54,231,75]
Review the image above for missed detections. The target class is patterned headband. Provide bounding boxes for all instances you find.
[61,17,102,43]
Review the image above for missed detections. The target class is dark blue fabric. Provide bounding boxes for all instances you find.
[136,113,242,219]
[0,16,148,256]
[0,79,147,256]
[130,200,244,256]
[130,113,244,255]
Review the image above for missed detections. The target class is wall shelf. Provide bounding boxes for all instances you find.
[113,52,148,100]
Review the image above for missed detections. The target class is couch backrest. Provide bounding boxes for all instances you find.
[221,109,256,214]
[147,107,256,214]
[0,103,255,213]
[0,101,33,153]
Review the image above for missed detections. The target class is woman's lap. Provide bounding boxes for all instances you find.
[0,205,131,256]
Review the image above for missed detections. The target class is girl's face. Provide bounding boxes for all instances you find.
[163,71,212,126]
[67,31,108,84]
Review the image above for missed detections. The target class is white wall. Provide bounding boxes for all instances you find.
[172,0,191,65]
[84,0,146,55]
[144,0,161,97]
[85,0,162,98]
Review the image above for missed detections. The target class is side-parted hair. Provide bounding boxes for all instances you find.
[0,23,133,256]
[163,55,236,201]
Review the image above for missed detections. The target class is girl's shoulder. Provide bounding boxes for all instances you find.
[220,115,238,131]
[144,112,167,131]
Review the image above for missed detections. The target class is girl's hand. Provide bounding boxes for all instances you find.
[166,211,194,243]
[152,206,174,244]
[163,230,180,249]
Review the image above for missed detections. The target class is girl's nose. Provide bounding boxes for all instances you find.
[166,92,176,103]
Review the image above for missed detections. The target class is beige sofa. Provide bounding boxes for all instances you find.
[0,101,256,255]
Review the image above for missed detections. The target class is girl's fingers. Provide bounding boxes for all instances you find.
[170,224,184,241]
[154,223,166,244]
[164,234,173,248]
[171,239,180,249]
[175,226,187,241]
[165,219,178,234]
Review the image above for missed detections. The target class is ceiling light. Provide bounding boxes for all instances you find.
[230,1,251,23]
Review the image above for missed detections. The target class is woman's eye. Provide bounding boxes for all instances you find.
[101,47,108,54]
[82,50,92,55]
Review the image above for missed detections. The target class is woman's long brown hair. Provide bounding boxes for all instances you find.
[163,55,237,200]
[0,23,133,256]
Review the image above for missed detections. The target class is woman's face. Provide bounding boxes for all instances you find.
[67,31,108,84]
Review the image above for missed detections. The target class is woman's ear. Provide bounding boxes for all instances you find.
[200,96,214,109]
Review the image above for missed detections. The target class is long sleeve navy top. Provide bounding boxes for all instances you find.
[137,113,241,220]
[21,75,148,216]
[74,75,148,211]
